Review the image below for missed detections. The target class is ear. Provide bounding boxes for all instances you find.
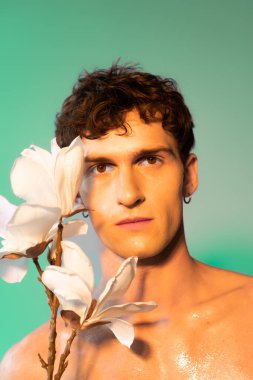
[182,153,198,197]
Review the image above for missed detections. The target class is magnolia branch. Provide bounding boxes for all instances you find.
[44,219,63,379]
[63,207,86,218]
[34,217,82,379]
[46,296,59,379]
[33,259,53,307]
[54,329,77,380]
[33,257,43,276]
[55,219,63,266]
[1,136,89,379]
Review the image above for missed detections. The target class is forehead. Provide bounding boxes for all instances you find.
[82,110,179,157]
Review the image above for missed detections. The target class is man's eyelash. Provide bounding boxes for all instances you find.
[85,155,163,176]
[88,162,113,174]
[137,155,162,163]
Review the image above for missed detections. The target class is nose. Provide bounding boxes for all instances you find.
[117,167,145,208]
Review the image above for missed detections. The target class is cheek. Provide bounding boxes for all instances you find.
[88,186,114,232]
[79,178,92,206]
[153,176,183,227]
[81,178,107,208]
[151,172,183,206]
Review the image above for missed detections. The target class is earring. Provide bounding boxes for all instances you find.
[82,210,89,218]
[183,195,192,204]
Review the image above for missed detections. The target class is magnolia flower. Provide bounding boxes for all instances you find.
[10,137,85,216]
[42,241,157,348]
[0,195,16,239]
[0,195,24,283]
[0,196,60,282]
[0,196,87,283]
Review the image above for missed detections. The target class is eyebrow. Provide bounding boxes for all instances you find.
[84,146,178,164]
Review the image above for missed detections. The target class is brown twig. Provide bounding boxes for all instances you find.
[63,207,86,218]
[33,257,53,307]
[55,218,63,266]
[45,219,63,379]
[33,256,54,373]
[33,257,43,276]
[37,277,53,307]
[46,296,59,379]
[38,353,48,370]
[36,218,78,379]
[54,329,77,380]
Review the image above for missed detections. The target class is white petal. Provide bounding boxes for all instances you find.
[0,237,27,256]
[50,138,61,158]
[21,145,53,172]
[73,192,86,210]
[95,257,138,314]
[57,291,89,324]
[54,137,85,216]
[79,177,87,205]
[61,240,94,292]
[62,220,88,238]
[106,318,134,348]
[10,153,57,206]
[0,257,28,283]
[46,219,87,242]
[7,204,60,245]
[94,301,157,320]
[46,222,59,241]
[68,136,85,151]
[0,195,17,238]
[42,265,92,322]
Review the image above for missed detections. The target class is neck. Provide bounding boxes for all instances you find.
[101,224,201,317]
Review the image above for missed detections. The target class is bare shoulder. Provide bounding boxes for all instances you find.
[0,322,48,379]
[196,259,253,307]
[0,319,71,380]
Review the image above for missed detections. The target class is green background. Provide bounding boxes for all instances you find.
[0,0,252,360]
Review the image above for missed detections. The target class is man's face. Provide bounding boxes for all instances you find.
[81,110,192,259]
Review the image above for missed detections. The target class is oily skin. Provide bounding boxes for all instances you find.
[2,110,253,379]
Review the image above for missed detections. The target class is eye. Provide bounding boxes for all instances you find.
[90,163,113,174]
[140,156,162,166]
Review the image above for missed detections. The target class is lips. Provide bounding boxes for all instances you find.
[116,217,153,225]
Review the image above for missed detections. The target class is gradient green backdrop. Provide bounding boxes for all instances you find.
[1,0,252,360]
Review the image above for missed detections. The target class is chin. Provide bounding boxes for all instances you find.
[111,234,179,264]
[110,241,163,261]
[101,229,178,261]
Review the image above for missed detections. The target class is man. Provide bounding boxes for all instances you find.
[1,63,253,379]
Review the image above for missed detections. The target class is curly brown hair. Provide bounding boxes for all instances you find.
[55,63,195,163]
